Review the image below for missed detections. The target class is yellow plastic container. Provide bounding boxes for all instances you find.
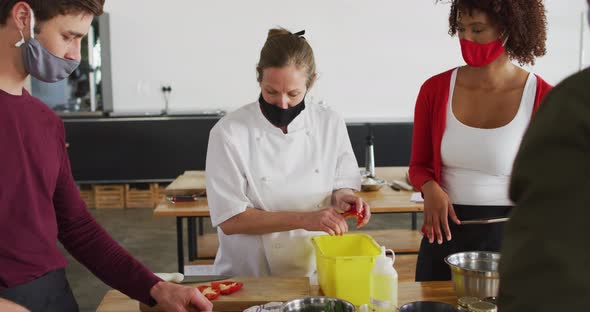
[312,233,381,306]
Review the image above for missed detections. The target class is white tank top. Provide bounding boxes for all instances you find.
[441,68,537,206]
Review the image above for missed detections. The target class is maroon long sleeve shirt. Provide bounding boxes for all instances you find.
[0,88,161,305]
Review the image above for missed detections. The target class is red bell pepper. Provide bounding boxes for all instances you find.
[197,285,220,300]
[211,281,244,295]
[342,204,366,226]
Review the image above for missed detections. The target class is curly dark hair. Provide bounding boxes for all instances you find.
[439,0,547,65]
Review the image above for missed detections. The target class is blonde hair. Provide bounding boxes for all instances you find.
[256,28,317,88]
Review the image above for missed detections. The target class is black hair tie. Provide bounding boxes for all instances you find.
[293,30,306,39]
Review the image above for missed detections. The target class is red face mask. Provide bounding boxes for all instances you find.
[460,38,505,67]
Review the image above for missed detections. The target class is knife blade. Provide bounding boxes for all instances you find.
[180,275,234,284]
[461,217,509,225]
[373,177,401,191]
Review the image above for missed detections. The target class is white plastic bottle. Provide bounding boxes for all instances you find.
[369,246,398,312]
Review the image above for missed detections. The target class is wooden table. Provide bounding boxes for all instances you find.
[156,167,421,215]
[162,171,206,196]
[155,167,424,273]
[96,281,456,312]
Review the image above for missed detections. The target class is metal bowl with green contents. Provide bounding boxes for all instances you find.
[281,297,356,312]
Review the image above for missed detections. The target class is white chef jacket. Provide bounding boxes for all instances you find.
[205,100,361,277]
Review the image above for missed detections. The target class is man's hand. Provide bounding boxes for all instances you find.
[150,281,213,312]
[0,298,28,312]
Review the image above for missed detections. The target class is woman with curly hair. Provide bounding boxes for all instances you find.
[409,0,553,281]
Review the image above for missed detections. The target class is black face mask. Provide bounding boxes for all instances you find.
[259,93,306,127]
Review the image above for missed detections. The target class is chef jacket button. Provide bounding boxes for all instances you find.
[316,204,321,208]
[315,169,320,173]
[261,176,268,182]
[273,243,282,249]
[306,131,311,136]
[256,137,261,141]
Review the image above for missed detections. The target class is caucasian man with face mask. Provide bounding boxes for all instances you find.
[0,2,212,311]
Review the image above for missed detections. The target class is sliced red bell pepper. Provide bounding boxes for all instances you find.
[342,204,366,227]
[211,281,244,295]
[197,285,220,300]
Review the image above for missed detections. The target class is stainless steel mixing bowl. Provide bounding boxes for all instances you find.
[445,251,501,299]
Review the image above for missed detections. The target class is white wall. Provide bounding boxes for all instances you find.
[523,0,589,84]
[104,0,590,121]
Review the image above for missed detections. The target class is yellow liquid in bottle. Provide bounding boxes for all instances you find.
[369,273,398,312]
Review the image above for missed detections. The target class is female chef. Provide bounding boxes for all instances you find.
[205,28,371,277]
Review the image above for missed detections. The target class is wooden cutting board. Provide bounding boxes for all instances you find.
[163,172,206,196]
[139,277,310,312]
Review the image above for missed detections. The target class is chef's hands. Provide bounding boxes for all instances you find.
[332,189,371,228]
[303,207,349,236]
[150,281,213,312]
[300,189,372,236]
[421,181,460,244]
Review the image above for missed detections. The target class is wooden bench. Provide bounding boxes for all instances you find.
[359,229,423,254]
[395,254,418,282]
[193,229,422,259]
[187,254,418,282]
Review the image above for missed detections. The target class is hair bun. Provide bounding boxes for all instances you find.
[267,28,292,39]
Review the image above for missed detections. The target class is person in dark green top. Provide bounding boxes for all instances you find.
[498,2,590,310]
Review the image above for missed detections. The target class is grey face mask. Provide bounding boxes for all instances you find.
[15,8,80,83]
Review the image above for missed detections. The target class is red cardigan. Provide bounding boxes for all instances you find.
[409,68,553,192]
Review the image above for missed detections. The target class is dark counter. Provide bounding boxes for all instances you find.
[64,116,412,184]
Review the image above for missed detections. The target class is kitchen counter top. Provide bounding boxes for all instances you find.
[96,281,456,312]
